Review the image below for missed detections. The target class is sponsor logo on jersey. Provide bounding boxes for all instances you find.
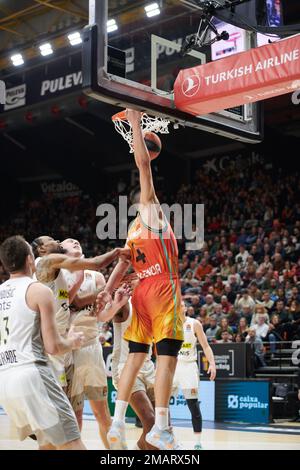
[182,342,192,349]
[137,263,162,280]
[58,289,69,300]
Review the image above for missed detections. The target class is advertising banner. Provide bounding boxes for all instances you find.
[175,34,300,115]
[215,380,271,424]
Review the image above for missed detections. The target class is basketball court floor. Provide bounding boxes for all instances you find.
[1,414,299,450]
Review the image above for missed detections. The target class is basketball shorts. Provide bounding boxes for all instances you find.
[173,361,199,399]
[48,353,73,397]
[70,341,108,412]
[124,275,184,345]
[112,359,155,402]
[0,364,80,447]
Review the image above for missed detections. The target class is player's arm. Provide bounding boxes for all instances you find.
[194,320,216,381]
[127,109,158,205]
[97,285,132,323]
[104,244,132,296]
[35,248,129,283]
[27,283,84,355]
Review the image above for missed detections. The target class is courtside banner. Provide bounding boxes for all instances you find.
[174,34,300,116]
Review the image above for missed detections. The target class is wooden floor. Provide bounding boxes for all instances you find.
[0,415,299,450]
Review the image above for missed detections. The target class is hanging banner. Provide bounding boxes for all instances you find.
[0,53,82,114]
[174,34,300,115]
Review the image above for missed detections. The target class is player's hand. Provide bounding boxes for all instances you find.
[96,290,112,313]
[114,283,132,308]
[68,326,85,350]
[126,108,142,126]
[208,363,216,381]
[117,248,132,263]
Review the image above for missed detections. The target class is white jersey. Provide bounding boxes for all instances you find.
[66,270,100,347]
[112,301,152,372]
[35,257,70,335]
[0,277,48,371]
[178,317,198,363]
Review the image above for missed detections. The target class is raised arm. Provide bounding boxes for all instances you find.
[194,320,216,381]
[35,248,128,283]
[127,109,158,205]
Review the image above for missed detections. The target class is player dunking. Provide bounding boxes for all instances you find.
[104,109,184,450]
[173,300,216,450]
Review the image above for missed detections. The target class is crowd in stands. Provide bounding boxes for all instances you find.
[1,164,300,367]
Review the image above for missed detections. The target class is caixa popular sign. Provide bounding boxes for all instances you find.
[0,80,6,105]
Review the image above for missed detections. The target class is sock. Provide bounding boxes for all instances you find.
[114,400,128,423]
[195,433,202,445]
[155,407,169,431]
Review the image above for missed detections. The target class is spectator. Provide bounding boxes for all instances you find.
[194,259,213,281]
[289,300,300,340]
[217,331,233,343]
[235,333,245,343]
[202,294,218,316]
[275,300,291,324]
[186,306,196,318]
[205,315,219,342]
[215,318,234,341]
[234,289,256,314]
[238,317,249,339]
[220,295,232,314]
[258,291,275,313]
[251,304,269,326]
[246,328,266,367]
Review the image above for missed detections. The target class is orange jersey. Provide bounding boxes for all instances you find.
[127,215,179,281]
[124,213,183,344]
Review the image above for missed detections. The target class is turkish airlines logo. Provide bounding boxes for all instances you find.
[182,75,201,97]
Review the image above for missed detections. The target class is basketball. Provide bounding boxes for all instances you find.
[144,131,162,160]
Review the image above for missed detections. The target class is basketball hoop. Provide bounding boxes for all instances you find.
[112,110,170,153]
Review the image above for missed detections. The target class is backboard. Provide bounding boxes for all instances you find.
[82,0,263,143]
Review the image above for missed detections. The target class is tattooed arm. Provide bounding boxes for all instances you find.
[35,249,131,283]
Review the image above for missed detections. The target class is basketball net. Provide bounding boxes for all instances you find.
[112,111,170,153]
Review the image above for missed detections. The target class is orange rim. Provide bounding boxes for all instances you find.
[112,110,146,122]
[112,110,127,122]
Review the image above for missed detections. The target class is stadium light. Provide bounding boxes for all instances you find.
[11,53,24,66]
[107,19,118,33]
[145,3,161,18]
[39,43,53,56]
[68,32,82,46]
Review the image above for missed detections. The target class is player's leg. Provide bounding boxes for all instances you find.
[108,347,148,449]
[180,362,202,449]
[186,399,202,449]
[70,393,84,431]
[145,280,184,450]
[129,387,157,450]
[57,438,86,450]
[39,443,57,450]
[82,343,112,449]
[89,399,111,449]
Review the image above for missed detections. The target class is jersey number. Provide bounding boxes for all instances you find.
[0,316,10,346]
